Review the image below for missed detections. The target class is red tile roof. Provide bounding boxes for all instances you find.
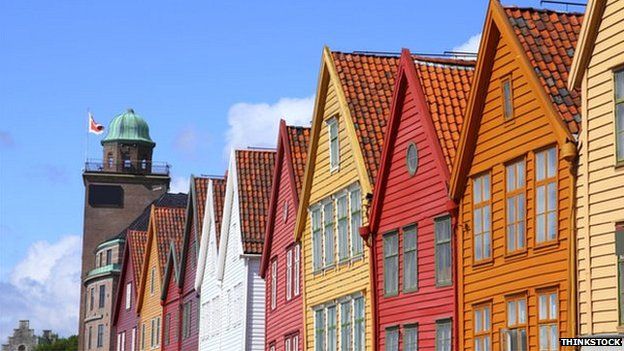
[211,177,227,248]
[331,52,400,184]
[413,56,475,169]
[153,206,186,277]
[128,230,148,287]
[504,7,584,134]
[235,150,276,254]
[193,176,209,241]
[286,126,311,197]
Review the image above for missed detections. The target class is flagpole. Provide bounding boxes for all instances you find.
[85,108,90,167]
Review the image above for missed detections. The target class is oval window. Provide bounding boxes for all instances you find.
[406,142,418,176]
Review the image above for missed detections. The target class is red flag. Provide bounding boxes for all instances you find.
[89,112,104,135]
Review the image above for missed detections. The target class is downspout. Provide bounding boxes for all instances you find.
[360,224,377,351]
[562,139,578,339]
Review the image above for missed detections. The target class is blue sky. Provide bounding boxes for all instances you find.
[0,0,582,340]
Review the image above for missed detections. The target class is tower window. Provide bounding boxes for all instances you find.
[141,159,147,170]
[88,185,124,208]
[107,153,114,168]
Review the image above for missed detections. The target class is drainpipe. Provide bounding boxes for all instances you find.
[561,140,578,339]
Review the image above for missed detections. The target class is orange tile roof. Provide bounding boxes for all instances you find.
[153,206,186,277]
[235,150,276,254]
[128,230,148,288]
[413,56,475,169]
[504,7,584,134]
[286,126,311,197]
[193,176,209,242]
[331,52,400,184]
[211,177,227,248]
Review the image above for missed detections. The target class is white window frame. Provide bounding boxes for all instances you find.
[311,206,323,272]
[286,248,293,301]
[271,259,277,310]
[472,173,492,262]
[125,282,132,310]
[327,117,340,171]
[294,244,300,296]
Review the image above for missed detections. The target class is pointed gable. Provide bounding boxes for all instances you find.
[153,206,187,277]
[193,176,209,241]
[211,177,227,247]
[504,7,584,133]
[286,125,311,198]
[331,52,400,184]
[414,56,475,168]
[128,230,148,290]
[235,149,276,254]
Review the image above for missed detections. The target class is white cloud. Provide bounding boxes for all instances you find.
[223,96,314,157]
[452,33,482,54]
[0,235,81,341]
[169,175,189,194]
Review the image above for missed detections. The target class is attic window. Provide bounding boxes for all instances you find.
[283,201,289,223]
[327,117,340,171]
[502,76,514,120]
[406,142,419,176]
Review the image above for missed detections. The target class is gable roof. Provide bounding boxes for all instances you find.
[128,230,148,289]
[504,6,584,134]
[211,177,227,248]
[235,149,276,254]
[413,56,475,169]
[569,0,606,89]
[153,206,186,277]
[193,176,209,241]
[260,121,311,277]
[449,0,583,201]
[331,51,400,185]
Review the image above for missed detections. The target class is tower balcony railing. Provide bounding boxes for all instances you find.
[84,159,170,175]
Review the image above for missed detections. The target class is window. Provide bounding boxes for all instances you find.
[354,297,365,351]
[404,325,418,351]
[107,153,114,168]
[473,173,492,261]
[294,244,300,296]
[328,117,340,170]
[99,252,103,267]
[284,201,289,223]
[150,319,155,347]
[106,249,112,265]
[538,291,558,351]
[340,301,352,351]
[535,148,557,244]
[435,319,452,351]
[383,231,399,296]
[156,317,161,347]
[406,142,419,176]
[164,313,170,345]
[327,306,337,351]
[141,159,147,170]
[385,327,399,351]
[615,69,624,163]
[88,326,92,350]
[125,283,132,310]
[123,154,131,169]
[271,259,277,310]
[293,334,299,351]
[270,343,276,351]
[337,194,349,261]
[90,287,94,311]
[119,332,126,351]
[324,201,335,267]
[351,188,364,256]
[435,216,452,286]
[618,223,624,325]
[131,327,136,351]
[150,267,155,295]
[88,184,124,208]
[286,249,293,301]
[183,301,192,338]
[315,309,326,351]
[502,76,514,120]
[506,160,526,253]
[141,323,145,350]
[97,324,104,348]
[285,338,292,351]
[504,296,527,351]
[99,285,106,308]
[474,305,491,351]
[403,225,418,292]
[312,208,323,271]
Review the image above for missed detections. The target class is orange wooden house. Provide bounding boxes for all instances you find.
[449,1,583,350]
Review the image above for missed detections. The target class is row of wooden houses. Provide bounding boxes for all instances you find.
[102,0,623,350]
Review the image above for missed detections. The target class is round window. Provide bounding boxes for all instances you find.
[406,142,419,176]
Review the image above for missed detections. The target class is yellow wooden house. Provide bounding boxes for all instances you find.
[294,47,399,351]
[136,205,186,351]
[569,0,624,339]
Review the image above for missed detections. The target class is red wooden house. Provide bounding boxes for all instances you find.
[260,120,310,351]
[161,175,210,351]
[363,50,474,351]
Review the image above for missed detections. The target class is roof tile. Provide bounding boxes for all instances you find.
[286,126,311,197]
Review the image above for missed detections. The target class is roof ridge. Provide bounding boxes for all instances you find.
[502,5,585,16]
[413,57,476,70]
[333,50,401,58]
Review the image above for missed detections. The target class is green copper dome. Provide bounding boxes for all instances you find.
[101,109,155,146]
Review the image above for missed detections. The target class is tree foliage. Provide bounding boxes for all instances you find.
[33,335,78,351]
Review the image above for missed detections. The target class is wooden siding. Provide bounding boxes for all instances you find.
[458,33,574,350]
[180,218,200,350]
[265,149,303,350]
[114,249,139,351]
[576,0,624,336]
[303,76,373,350]
[138,232,164,351]
[374,74,456,350]
[246,258,266,351]
[162,262,180,351]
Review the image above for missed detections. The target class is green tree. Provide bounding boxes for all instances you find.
[33,335,78,351]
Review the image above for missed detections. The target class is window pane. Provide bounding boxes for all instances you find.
[315,310,325,351]
[536,152,545,181]
[483,174,491,200]
[618,103,624,161]
[519,299,527,324]
[340,302,351,351]
[474,177,482,203]
[547,148,557,178]
[506,163,516,192]
[539,295,548,320]
[354,298,365,351]
[547,182,557,212]
[475,309,483,332]
[327,306,337,351]
[324,203,334,266]
[508,301,517,325]
[550,325,558,350]
[338,195,349,260]
[385,328,398,351]
[616,70,624,101]
[539,326,548,350]
[549,293,557,319]
[404,326,417,351]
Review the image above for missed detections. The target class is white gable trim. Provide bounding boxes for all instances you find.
[216,150,243,280]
